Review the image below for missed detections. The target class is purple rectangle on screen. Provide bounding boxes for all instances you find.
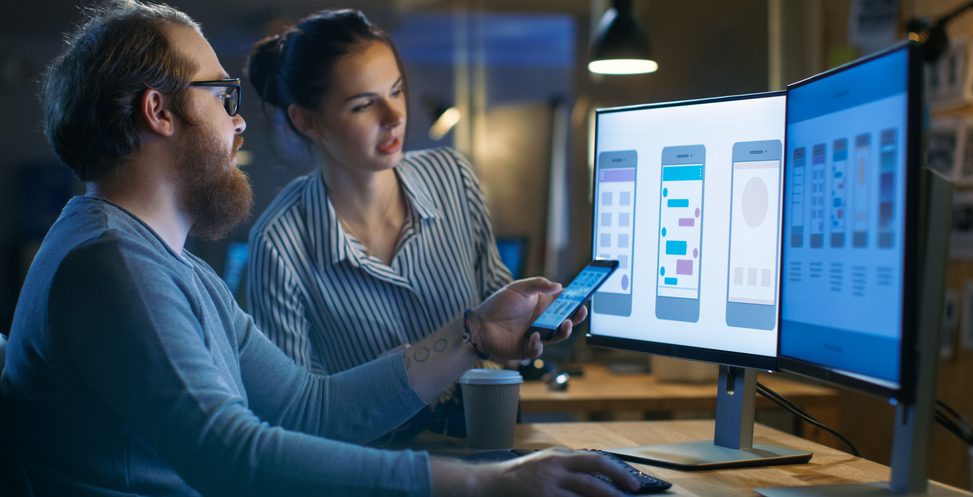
[676,259,693,275]
[600,168,635,182]
[678,218,695,227]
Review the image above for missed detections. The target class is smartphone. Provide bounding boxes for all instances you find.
[725,140,783,331]
[655,144,706,323]
[529,259,620,339]
[592,150,638,317]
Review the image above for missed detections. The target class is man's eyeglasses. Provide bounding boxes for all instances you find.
[188,78,242,117]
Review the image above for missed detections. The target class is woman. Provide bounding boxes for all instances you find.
[245,9,511,437]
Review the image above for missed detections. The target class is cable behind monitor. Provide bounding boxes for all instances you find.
[934,399,973,446]
[756,381,860,457]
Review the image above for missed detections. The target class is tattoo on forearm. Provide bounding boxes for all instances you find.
[413,347,430,363]
[407,338,450,368]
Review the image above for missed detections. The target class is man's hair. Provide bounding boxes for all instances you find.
[42,0,200,181]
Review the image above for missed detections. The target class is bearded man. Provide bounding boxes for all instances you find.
[0,1,637,497]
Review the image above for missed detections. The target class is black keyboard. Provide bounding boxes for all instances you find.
[584,449,672,494]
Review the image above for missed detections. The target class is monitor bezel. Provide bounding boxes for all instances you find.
[586,90,787,372]
[776,42,922,402]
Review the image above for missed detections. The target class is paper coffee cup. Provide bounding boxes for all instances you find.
[459,369,523,450]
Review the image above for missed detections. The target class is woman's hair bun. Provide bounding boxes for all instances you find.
[246,33,286,108]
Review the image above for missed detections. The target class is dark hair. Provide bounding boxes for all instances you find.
[41,0,199,182]
[246,9,406,136]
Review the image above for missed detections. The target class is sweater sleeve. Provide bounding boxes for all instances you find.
[235,300,429,444]
[49,235,431,497]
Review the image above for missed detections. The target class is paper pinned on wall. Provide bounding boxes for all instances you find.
[928,117,960,180]
[848,0,900,55]
[926,116,973,187]
[951,191,973,260]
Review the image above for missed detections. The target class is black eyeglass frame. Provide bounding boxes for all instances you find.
[187,78,242,116]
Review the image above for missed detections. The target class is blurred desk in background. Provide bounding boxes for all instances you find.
[519,363,840,448]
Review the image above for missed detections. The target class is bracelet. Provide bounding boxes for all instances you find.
[462,308,491,360]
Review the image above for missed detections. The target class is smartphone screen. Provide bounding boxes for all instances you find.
[725,140,783,330]
[531,260,619,337]
[655,145,705,323]
[592,150,638,317]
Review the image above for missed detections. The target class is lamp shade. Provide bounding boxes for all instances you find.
[423,96,460,141]
[588,0,658,75]
[429,105,461,140]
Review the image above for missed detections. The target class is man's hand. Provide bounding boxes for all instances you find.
[472,277,588,360]
[432,448,639,497]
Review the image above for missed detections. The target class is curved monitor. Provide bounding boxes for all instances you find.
[587,92,786,371]
[778,42,921,401]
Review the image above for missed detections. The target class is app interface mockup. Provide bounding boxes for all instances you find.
[727,148,782,308]
[533,264,614,329]
[780,47,908,388]
[590,95,785,358]
[657,151,705,301]
[594,152,637,302]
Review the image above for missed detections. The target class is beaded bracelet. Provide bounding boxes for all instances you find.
[462,308,491,360]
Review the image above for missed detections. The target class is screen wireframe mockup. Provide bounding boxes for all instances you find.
[780,47,910,391]
[590,93,785,364]
[593,151,638,316]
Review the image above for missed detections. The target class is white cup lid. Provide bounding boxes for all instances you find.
[459,368,523,385]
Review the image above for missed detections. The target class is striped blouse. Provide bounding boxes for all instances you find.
[247,148,512,375]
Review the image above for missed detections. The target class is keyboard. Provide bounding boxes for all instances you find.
[584,449,672,494]
[461,448,672,494]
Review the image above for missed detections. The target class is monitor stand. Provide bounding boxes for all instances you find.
[607,364,812,470]
[757,170,967,496]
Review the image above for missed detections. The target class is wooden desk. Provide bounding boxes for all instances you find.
[406,421,970,496]
[510,420,969,497]
[519,364,840,447]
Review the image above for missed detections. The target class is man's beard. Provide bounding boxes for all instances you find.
[177,127,253,240]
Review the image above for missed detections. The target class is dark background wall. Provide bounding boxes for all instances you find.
[0,0,801,331]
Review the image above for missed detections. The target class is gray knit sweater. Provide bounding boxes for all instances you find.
[1,196,431,496]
